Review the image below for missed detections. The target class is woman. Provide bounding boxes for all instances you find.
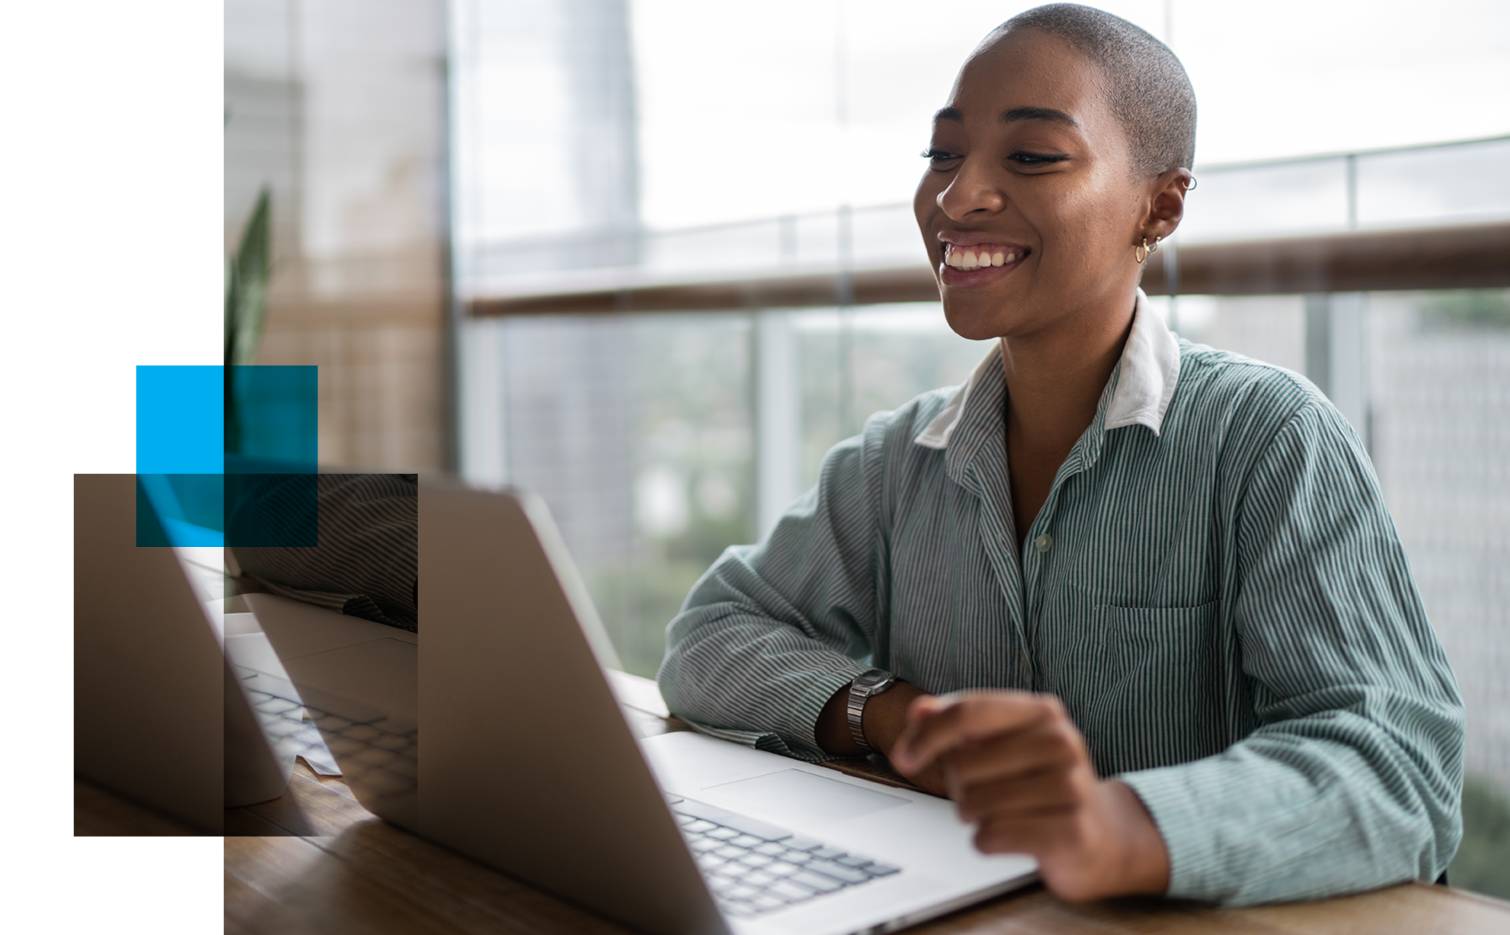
[658,3,1463,905]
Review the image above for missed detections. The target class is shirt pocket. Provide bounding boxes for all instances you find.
[1083,600,1224,775]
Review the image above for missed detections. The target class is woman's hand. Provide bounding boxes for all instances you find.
[889,690,1171,902]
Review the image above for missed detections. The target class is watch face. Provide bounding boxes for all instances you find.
[854,669,893,692]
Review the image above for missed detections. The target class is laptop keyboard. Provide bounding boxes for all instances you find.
[245,687,337,769]
[301,705,419,796]
[247,683,885,917]
[245,686,419,795]
[671,798,899,918]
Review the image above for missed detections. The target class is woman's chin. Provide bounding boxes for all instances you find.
[942,298,1017,342]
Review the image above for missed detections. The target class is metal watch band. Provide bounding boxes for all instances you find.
[846,669,895,753]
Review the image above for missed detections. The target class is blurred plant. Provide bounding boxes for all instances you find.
[224,188,272,453]
[225,188,271,365]
[1419,289,1510,330]
[1448,774,1510,898]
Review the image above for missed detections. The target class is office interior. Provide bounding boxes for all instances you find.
[194,0,1510,916]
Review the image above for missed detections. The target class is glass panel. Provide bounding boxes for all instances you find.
[1356,138,1510,228]
[850,203,926,269]
[1179,159,1350,242]
[794,303,993,488]
[1168,294,1308,375]
[467,313,754,677]
[642,219,784,275]
[1370,290,1510,780]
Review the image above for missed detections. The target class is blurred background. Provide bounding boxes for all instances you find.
[224,0,1510,894]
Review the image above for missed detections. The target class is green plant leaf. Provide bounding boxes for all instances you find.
[227,187,273,367]
[224,255,239,365]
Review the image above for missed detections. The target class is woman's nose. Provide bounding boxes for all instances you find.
[937,158,1005,220]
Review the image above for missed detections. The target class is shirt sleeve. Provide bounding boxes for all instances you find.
[232,473,419,631]
[1120,399,1465,904]
[657,419,896,761]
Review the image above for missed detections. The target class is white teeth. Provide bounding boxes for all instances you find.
[944,245,1024,270]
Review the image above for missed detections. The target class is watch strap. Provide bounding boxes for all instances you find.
[846,670,895,753]
[846,685,870,752]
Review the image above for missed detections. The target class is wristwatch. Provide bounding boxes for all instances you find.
[846,669,897,753]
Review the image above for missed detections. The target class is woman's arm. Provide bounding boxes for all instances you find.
[659,414,902,761]
[1114,400,1464,904]
[873,400,1462,905]
[231,473,419,630]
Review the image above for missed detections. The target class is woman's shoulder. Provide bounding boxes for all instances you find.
[860,384,962,451]
[797,385,964,489]
[1172,339,1326,429]
[1166,340,1378,482]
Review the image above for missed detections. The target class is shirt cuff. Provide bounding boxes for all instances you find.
[673,661,869,762]
[1118,762,1227,902]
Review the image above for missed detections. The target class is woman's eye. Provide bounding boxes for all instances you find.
[1009,151,1069,166]
[921,148,962,167]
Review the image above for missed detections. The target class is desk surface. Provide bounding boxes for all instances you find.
[78,675,1510,935]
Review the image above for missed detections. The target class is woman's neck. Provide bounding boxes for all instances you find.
[997,292,1138,549]
[998,294,1138,454]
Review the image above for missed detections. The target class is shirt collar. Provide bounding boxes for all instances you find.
[914,288,1181,450]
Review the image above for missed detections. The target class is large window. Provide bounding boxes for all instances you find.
[449,0,1510,895]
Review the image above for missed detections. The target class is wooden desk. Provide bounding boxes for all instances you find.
[79,679,1510,934]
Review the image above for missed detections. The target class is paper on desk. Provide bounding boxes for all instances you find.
[299,751,343,776]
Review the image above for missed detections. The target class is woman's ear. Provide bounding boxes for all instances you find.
[1142,168,1193,241]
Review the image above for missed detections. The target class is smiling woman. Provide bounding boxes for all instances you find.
[659,2,1465,908]
[909,14,1196,542]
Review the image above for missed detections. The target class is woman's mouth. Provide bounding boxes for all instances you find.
[943,243,1028,269]
[939,242,1032,285]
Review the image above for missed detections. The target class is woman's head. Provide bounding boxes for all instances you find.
[914,3,1196,342]
[1003,4,1196,178]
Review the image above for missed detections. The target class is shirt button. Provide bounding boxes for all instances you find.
[1034,533,1053,554]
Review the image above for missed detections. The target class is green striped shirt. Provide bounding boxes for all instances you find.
[658,291,1464,905]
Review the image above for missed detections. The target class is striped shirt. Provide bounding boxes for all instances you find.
[232,473,419,631]
[657,290,1464,905]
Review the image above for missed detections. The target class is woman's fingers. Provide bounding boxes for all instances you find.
[941,716,1086,786]
[891,690,1060,773]
[951,765,1087,823]
[973,810,1077,856]
[887,690,1168,902]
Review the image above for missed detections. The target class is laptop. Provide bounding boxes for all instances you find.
[242,478,1037,935]
[73,474,295,833]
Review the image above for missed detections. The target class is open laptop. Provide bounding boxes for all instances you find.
[73,474,294,833]
[242,478,1037,935]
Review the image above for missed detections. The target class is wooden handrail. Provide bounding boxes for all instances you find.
[465,220,1510,317]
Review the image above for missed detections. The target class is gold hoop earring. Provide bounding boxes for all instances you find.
[1136,236,1162,264]
[1184,176,1197,191]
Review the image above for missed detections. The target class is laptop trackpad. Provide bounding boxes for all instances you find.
[705,769,911,826]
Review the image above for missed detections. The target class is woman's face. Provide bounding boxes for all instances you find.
[914,28,1161,342]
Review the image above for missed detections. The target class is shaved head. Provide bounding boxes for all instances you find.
[989,3,1197,177]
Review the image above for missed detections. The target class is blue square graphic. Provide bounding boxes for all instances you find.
[136,366,224,474]
[135,364,319,547]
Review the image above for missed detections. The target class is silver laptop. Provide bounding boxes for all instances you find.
[242,478,1036,935]
[73,474,295,833]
